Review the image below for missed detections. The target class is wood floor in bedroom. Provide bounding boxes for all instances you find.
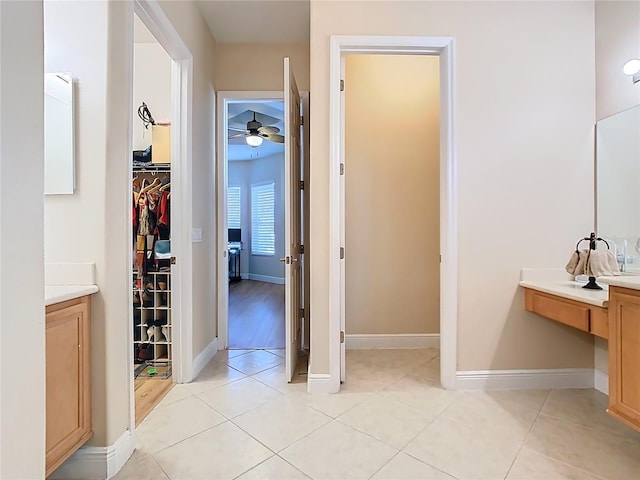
[229,279,285,349]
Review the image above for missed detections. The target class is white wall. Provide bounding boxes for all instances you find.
[157,0,218,359]
[215,42,309,92]
[594,0,640,376]
[229,153,285,280]
[0,2,46,478]
[309,1,597,375]
[132,42,171,150]
[44,0,132,448]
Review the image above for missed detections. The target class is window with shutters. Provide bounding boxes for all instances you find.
[227,185,241,229]
[251,182,275,255]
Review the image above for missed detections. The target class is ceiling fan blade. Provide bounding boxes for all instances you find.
[228,127,247,133]
[265,133,285,143]
[228,133,247,139]
[258,125,280,134]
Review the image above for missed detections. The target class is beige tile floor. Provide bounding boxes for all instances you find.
[115,348,640,480]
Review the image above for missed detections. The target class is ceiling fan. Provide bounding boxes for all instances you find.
[228,110,284,147]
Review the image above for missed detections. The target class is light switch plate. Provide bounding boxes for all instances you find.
[191,228,203,243]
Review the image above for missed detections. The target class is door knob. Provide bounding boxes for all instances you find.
[280,256,291,264]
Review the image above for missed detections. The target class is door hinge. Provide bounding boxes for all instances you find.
[300,307,305,319]
[340,163,344,175]
[299,180,305,190]
[170,256,176,265]
[300,115,304,126]
[340,79,345,92]
[340,331,345,343]
[300,244,305,254]
[340,247,345,259]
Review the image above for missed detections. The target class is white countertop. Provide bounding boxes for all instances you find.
[45,285,99,306]
[519,280,609,307]
[597,275,640,291]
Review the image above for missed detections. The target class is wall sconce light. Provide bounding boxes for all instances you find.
[623,58,640,84]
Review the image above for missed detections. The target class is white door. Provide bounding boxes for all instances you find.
[284,57,302,382]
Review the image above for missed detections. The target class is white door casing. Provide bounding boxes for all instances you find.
[132,0,193,406]
[329,35,457,393]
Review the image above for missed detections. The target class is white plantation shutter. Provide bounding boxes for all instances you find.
[227,186,241,229]
[251,182,275,255]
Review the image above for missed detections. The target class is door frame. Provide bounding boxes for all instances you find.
[216,91,285,351]
[130,0,194,425]
[329,35,458,391]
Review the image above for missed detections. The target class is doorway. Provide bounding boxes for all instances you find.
[226,100,287,350]
[130,1,193,428]
[342,54,441,386]
[217,81,309,383]
[328,36,458,393]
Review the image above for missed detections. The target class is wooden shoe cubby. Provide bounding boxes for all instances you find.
[134,270,172,378]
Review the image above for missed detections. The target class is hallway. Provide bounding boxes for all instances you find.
[117,349,640,479]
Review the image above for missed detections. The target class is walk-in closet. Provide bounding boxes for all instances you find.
[132,15,174,425]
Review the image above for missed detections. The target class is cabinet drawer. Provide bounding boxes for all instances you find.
[525,290,590,332]
[590,306,609,339]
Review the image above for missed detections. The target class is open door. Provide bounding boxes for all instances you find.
[284,57,302,382]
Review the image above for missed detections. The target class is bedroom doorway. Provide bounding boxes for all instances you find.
[217,68,310,383]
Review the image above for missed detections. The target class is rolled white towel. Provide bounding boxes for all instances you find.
[587,249,621,277]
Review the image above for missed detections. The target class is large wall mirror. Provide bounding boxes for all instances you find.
[44,72,75,195]
[596,104,640,272]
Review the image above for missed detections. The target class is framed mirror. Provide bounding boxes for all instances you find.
[596,104,640,272]
[44,72,75,195]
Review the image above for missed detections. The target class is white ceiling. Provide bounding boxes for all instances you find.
[227,101,284,161]
[197,1,310,44]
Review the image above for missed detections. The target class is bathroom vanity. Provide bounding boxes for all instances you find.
[521,275,640,433]
[45,286,98,477]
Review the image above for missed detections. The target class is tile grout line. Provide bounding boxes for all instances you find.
[366,450,403,479]
[501,389,551,480]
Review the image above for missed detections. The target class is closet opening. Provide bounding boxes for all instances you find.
[326,35,457,394]
[131,13,175,425]
[341,53,442,387]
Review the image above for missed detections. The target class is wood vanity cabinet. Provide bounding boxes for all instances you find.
[524,289,608,339]
[45,295,93,477]
[608,286,640,433]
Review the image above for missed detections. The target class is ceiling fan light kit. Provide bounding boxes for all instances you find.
[228,110,285,148]
[246,134,263,147]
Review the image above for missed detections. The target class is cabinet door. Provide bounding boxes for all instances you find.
[46,297,92,476]
[608,287,640,432]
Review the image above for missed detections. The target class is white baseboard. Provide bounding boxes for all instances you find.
[456,368,595,391]
[240,272,250,280]
[48,429,134,480]
[192,337,218,380]
[307,373,336,394]
[248,274,285,285]
[594,369,609,395]
[345,334,439,350]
